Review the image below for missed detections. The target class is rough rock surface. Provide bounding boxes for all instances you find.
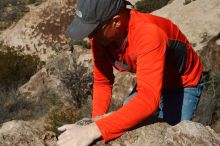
[0,0,76,61]
[152,0,220,51]
[164,121,220,146]
[18,45,92,102]
[0,120,56,146]
[111,71,136,109]
[0,120,219,146]
[94,121,220,146]
[14,46,93,131]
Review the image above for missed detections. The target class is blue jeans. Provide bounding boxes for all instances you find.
[123,76,204,125]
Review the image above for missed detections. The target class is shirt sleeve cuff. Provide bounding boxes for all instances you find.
[95,119,125,143]
[95,120,108,143]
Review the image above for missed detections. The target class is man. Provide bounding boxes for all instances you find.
[57,0,203,146]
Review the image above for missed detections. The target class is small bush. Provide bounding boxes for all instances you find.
[0,90,35,123]
[0,46,44,123]
[44,56,93,134]
[135,0,170,13]
[0,46,44,91]
[61,62,93,108]
[45,105,82,135]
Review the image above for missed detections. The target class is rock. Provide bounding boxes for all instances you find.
[93,120,220,146]
[165,121,220,146]
[95,122,169,146]
[0,0,76,61]
[0,120,56,146]
[1,120,219,146]
[200,33,220,72]
[18,67,70,102]
[18,46,92,103]
[153,0,220,51]
[16,47,93,130]
[110,71,136,110]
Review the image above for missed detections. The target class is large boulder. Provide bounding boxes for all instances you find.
[16,46,93,130]
[164,121,220,146]
[18,46,92,102]
[152,0,220,51]
[0,0,76,61]
[0,120,56,146]
[94,120,220,146]
[0,120,219,146]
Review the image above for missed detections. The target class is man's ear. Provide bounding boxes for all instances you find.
[112,15,121,28]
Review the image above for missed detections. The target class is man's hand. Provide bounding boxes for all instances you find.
[57,122,101,146]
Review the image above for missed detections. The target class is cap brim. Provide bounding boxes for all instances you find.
[65,17,99,40]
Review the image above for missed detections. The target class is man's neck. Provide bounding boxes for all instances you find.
[115,31,128,49]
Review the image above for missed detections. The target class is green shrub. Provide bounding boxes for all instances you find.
[0,46,44,123]
[0,46,44,91]
[0,89,36,123]
[45,105,82,135]
[135,0,170,13]
[61,63,93,108]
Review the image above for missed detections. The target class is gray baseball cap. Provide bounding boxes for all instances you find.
[65,0,127,40]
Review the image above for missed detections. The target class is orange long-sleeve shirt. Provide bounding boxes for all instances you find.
[90,10,203,142]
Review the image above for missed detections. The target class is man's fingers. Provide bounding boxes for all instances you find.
[57,141,72,146]
[58,131,67,140]
[57,139,69,146]
[57,132,72,145]
[58,124,73,131]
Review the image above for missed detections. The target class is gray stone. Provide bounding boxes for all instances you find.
[0,118,219,146]
[153,0,220,51]
[165,121,220,146]
[0,120,56,146]
[94,120,220,146]
[18,47,92,103]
